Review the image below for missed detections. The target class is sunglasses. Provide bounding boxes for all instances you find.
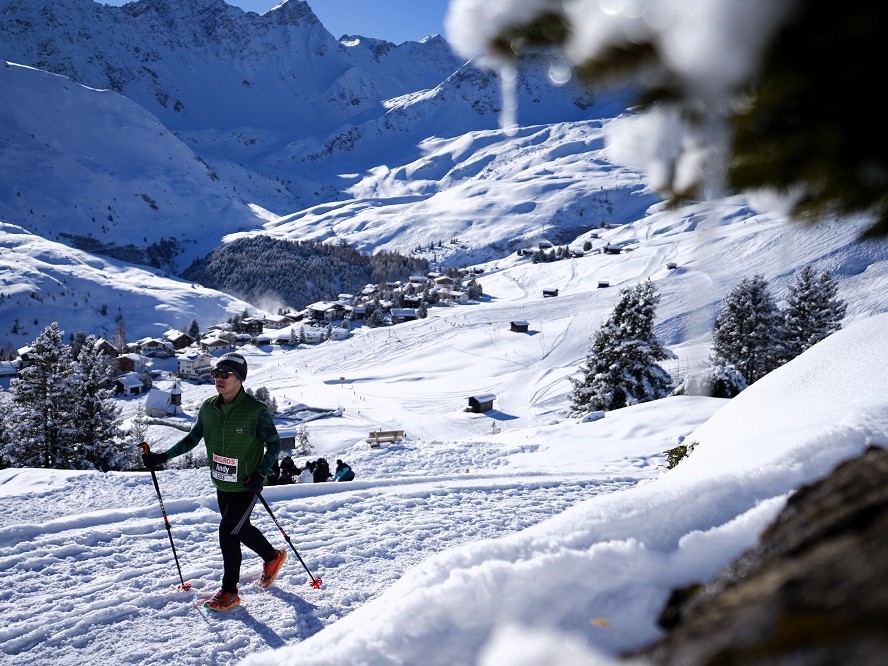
[211,370,233,379]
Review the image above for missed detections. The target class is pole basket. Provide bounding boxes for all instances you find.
[177,582,193,591]
[309,577,323,589]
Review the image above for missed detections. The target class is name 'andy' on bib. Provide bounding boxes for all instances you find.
[211,453,239,483]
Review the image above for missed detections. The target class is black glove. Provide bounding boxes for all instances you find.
[142,451,167,470]
[244,473,265,494]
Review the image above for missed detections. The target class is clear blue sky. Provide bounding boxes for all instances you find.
[233,0,449,43]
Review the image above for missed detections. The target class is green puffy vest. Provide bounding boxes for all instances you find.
[200,390,270,492]
[165,389,278,492]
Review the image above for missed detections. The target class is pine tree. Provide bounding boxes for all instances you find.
[709,275,784,387]
[782,264,846,360]
[68,336,126,471]
[569,281,673,414]
[187,318,201,341]
[4,323,76,468]
[294,424,313,457]
[251,386,279,417]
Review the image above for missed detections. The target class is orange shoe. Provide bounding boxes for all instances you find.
[204,588,240,612]
[258,549,287,588]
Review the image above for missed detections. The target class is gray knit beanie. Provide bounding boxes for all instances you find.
[215,352,248,382]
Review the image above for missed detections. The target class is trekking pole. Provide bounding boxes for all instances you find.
[138,442,192,592]
[255,492,323,589]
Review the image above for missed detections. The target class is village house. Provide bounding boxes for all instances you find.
[144,382,184,417]
[390,308,418,324]
[329,327,351,341]
[177,350,213,379]
[136,337,172,357]
[401,294,422,308]
[262,314,295,330]
[510,320,529,333]
[302,328,326,344]
[93,338,119,357]
[162,329,195,350]
[114,371,144,396]
[305,301,344,322]
[16,346,33,368]
[200,335,234,355]
[439,289,468,305]
[114,352,146,375]
[240,318,264,335]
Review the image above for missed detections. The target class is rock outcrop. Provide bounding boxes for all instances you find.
[634,445,888,664]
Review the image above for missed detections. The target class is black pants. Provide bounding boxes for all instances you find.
[217,490,276,593]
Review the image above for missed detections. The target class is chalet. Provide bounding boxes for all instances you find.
[597,280,610,289]
[408,275,429,285]
[439,290,468,305]
[305,301,344,322]
[252,334,272,346]
[115,353,145,374]
[302,328,326,344]
[200,336,234,354]
[510,320,529,333]
[136,337,172,357]
[434,275,456,288]
[466,393,496,413]
[177,350,213,379]
[401,295,422,308]
[602,244,622,255]
[93,338,119,357]
[262,314,294,330]
[666,262,678,270]
[115,371,144,396]
[352,304,366,320]
[277,428,297,450]
[390,308,418,324]
[240,318,264,335]
[144,383,184,417]
[274,331,294,346]
[329,327,351,341]
[16,346,33,367]
[542,288,559,298]
[163,329,194,350]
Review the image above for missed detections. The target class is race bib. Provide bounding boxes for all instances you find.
[211,453,239,483]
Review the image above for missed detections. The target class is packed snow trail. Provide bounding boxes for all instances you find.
[0,443,649,666]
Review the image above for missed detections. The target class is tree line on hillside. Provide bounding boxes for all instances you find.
[569,264,846,415]
[182,236,429,311]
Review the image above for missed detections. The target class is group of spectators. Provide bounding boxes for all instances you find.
[267,456,355,485]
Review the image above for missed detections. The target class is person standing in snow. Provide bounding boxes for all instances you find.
[141,352,287,612]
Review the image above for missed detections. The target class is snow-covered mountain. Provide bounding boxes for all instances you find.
[0,0,885,352]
